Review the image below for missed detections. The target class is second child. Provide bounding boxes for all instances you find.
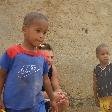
[93,43,112,112]
[39,43,69,112]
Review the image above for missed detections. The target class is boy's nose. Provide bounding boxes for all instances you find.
[105,54,108,57]
[104,55,108,59]
[49,58,53,62]
[40,32,44,38]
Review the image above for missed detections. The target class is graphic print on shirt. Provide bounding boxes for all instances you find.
[17,64,40,80]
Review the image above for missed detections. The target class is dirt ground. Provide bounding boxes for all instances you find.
[65,96,99,112]
[69,106,98,112]
[65,104,99,112]
[0,1,112,112]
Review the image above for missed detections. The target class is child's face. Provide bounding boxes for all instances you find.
[96,47,109,65]
[43,50,54,66]
[23,19,48,49]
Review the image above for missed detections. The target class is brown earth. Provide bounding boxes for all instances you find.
[0,0,112,111]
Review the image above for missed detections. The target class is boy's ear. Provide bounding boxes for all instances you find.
[96,54,98,58]
[22,25,27,32]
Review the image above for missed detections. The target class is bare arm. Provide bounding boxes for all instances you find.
[50,65,61,92]
[51,65,69,107]
[43,65,69,110]
[0,69,7,109]
[43,74,54,101]
[43,65,61,99]
[43,74,58,112]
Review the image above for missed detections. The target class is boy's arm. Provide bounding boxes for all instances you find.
[50,65,61,92]
[43,65,61,99]
[0,69,7,109]
[43,74,55,101]
[93,73,99,107]
[43,74,58,112]
[51,65,69,106]
[0,51,11,109]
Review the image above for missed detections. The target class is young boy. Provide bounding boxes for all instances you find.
[0,12,58,112]
[39,43,69,112]
[93,43,112,112]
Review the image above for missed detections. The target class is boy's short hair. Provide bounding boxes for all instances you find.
[96,43,108,54]
[39,43,53,51]
[23,12,48,26]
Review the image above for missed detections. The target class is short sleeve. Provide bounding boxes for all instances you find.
[43,60,48,75]
[0,52,11,72]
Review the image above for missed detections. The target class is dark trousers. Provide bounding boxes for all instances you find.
[45,101,50,112]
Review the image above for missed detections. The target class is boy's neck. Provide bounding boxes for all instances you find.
[100,62,110,68]
[22,42,39,51]
[48,65,52,69]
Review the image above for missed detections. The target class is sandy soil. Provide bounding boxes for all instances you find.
[69,106,98,112]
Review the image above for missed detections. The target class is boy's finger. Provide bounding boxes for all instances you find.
[0,109,5,112]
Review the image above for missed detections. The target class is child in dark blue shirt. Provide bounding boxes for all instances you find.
[93,43,112,112]
[0,12,57,112]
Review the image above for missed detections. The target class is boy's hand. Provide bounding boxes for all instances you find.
[54,92,62,102]
[109,101,112,110]
[0,99,4,110]
[0,109,5,112]
[55,91,67,102]
[50,100,58,112]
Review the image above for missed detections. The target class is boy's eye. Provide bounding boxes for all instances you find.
[36,30,46,35]
[51,56,54,59]
[36,30,41,32]
[43,32,47,35]
[101,53,108,55]
[101,53,105,55]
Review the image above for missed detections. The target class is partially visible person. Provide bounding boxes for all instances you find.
[39,43,69,112]
[0,12,58,112]
[93,43,112,112]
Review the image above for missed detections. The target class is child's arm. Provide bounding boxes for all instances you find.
[0,69,7,109]
[43,65,61,99]
[50,65,61,92]
[93,73,99,107]
[51,65,69,105]
[43,74,58,112]
[0,51,13,110]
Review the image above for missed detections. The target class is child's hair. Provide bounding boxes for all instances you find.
[23,12,48,26]
[96,43,108,54]
[39,43,53,51]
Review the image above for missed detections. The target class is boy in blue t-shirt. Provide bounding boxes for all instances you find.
[0,12,58,112]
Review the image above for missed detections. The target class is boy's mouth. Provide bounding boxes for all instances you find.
[34,40,43,46]
[103,59,109,62]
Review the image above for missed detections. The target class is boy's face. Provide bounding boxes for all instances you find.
[96,47,109,65]
[43,50,54,66]
[23,19,48,49]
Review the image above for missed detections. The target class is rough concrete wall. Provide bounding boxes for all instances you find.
[0,0,112,110]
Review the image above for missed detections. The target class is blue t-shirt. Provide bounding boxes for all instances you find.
[0,44,48,109]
